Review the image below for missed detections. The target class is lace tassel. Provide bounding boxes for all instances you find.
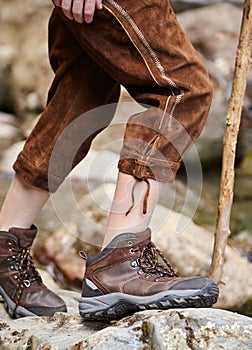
[125,179,150,216]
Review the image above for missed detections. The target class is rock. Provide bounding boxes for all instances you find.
[0,0,53,117]
[0,44,16,112]
[0,140,24,173]
[34,183,252,311]
[0,294,251,350]
[71,149,120,188]
[170,0,243,12]
[176,3,247,165]
[0,112,22,151]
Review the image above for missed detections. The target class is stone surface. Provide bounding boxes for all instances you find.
[0,112,22,150]
[170,0,243,12]
[177,3,247,165]
[0,0,53,117]
[0,289,251,350]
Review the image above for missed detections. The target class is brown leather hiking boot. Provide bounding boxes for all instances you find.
[0,225,67,318]
[79,228,219,321]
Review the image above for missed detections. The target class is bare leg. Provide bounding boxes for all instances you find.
[0,174,49,231]
[103,171,164,248]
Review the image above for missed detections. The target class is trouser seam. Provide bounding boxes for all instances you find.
[120,150,181,168]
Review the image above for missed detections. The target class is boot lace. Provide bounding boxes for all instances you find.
[10,245,42,306]
[138,242,179,278]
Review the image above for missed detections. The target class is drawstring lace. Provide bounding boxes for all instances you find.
[138,242,179,278]
[126,178,151,216]
[11,245,42,307]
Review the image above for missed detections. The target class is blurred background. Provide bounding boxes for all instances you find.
[0,0,251,315]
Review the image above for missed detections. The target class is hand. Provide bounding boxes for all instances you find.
[52,0,103,24]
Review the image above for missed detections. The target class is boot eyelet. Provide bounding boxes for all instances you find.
[10,265,15,270]
[129,248,136,254]
[23,280,30,288]
[131,260,138,268]
[7,257,11,262]
[14,275,18,280]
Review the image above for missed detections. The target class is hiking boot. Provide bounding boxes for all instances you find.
[79,228,219,321]
[0,225,67,318]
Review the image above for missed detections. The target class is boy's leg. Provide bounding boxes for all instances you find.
[0,175,49,231]
[103,173,164,248]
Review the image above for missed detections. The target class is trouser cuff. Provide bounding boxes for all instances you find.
[118,157,180,183]
[13,153,62,192]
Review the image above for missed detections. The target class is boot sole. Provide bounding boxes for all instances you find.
[0,286,66,318]
[79,280,219,321]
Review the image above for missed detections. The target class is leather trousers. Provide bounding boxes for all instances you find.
[13,0,212,192]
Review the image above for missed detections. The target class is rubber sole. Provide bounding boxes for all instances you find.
[0,286,66,318]
[79,281,219,321]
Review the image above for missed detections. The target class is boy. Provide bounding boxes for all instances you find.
[0,0,218,320]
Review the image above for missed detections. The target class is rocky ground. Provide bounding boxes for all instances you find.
[0,286,252,349]
[0,0,252,348]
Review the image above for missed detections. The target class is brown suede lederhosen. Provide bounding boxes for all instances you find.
[13,0,212,197]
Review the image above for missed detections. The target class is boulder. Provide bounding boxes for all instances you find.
[176,3,248,165]
[0,44,16,112]
[0,140,24,173]
[0,112,22,151]
[170,0,243,13]
[0,291,251,350]
[0,0,53,117]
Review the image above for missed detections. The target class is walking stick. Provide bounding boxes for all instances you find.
[209,0,252,284]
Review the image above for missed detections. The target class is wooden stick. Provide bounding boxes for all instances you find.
[209,0,252,284]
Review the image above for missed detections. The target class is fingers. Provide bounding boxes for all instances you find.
[60,0,102,24]
[72,0,85,23]
[83,0,96,24]
[52,0,62,6]
[96,0,103,10]
[61,0,74,20]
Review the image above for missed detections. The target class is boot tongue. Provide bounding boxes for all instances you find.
[8,225,37,247]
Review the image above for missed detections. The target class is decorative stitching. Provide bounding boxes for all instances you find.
[159,95,171,130]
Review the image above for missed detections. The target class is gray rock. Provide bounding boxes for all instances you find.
[0,112,22,151]
[0,45,16,112]
[0,140,24,172]
[0,290,251,350]
[177,3,246,165]
[170,0,244,13]
[0,0,53,117]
